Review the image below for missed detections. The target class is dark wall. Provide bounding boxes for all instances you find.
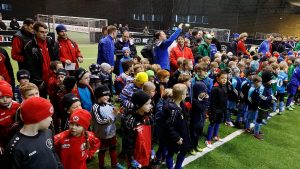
[2,0,300,35]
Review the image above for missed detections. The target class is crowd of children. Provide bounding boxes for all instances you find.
[1,32,300,169]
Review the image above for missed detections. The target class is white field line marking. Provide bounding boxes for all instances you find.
[183,111,279,167]
[182,129,244,166]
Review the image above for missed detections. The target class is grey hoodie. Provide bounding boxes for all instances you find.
[91,103,117,139]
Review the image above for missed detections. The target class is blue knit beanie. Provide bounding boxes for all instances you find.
[250,60,259,72]
[56,24,67,33]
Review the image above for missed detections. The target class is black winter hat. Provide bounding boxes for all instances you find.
[56,68,67,76]
[62,93,80,111]
[193,81,208,99]
[89,63,101,75]
[261,71,273,84]
[17,69,30,81]
[63,76,76,92]
[131,91,150,110]
[74,67,88,81]
[94,85,111,99]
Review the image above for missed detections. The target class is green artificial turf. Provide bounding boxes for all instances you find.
[185,108,300,169]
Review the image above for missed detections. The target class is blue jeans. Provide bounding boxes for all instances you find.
[245,110,258,129]
[236,103,248,123]
[166,150,186,169]
[272,102,277,112]
[207,123,220,141]
[227,101,237,122]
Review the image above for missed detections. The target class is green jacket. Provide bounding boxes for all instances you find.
[197,41,210,58]
[219,62,227,70]
[288,64,295,80]
[294,42,300,51]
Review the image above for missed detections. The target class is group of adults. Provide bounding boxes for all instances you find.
[96,23,222,73]
[9,18,83,97]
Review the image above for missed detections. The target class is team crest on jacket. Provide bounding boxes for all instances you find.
[80,143,86,151]
[32,47,38,54]
[46,138,53,149]
[73,116,79,122]
[134,126,144,132]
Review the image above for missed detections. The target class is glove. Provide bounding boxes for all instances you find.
[151,150,155,160]
[131,160,142,168]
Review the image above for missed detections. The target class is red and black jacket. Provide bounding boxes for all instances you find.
[122,113,153,167]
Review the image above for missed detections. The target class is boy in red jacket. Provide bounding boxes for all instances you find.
[122,91,154,168]
[0,81,20,157]
[54,109,100,169]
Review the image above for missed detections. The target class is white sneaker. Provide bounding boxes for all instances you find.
[213,136,223,142]
[276,109,279,113]
[205,141,213,148]
[225,121,235,127]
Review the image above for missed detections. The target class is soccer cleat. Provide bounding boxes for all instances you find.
[286,106,294,111]
[196,146,204,152]
[189,149,197,155]
[290,105,296,109]
[205,141,213,148]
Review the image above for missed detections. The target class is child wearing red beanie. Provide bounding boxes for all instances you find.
[0,81,20,158]
[5,97,63,169]
[54,109,100,169]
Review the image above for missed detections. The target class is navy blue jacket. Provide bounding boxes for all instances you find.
[258,84,273,110]
[247,86,260,111]
[209,82,227,123]
[163,99,191,152]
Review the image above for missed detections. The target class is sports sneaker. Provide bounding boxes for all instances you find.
[189,149,197,155]
[276,109,279,113]
[205,141,213,148]
[253,134,264,140]
[262,120,268,125]
[245,128,251,133]
[290,105,296,109]
[196,146,204,152]
[287,106,294,111]
[114,163,125,169]
[225,121,235,127]
[213,136,223,142]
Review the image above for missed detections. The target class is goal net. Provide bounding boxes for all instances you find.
[36,14,108,44]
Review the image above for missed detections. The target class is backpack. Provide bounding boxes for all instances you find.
[141,40,155,64]
[210,44,218,59]
[240,80,251,103]
[114,76,126,95]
